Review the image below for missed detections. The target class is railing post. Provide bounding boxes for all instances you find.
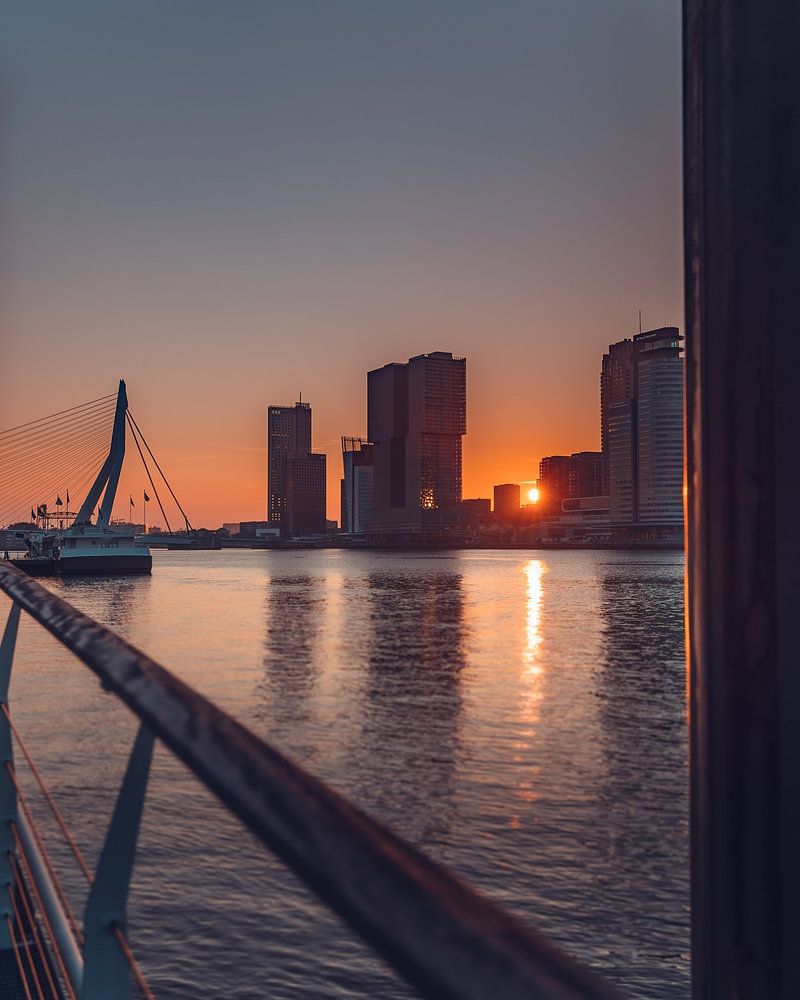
[0,603,20,949]
[81,723,154,1000]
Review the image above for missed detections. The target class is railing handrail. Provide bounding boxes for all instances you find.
[0,560,620,999]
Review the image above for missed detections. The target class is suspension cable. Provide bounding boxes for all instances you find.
[127,410,193,532]
[126,414,172,533]
[0,394,116,440]
[0,401,116,462]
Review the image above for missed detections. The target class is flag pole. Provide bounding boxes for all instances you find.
[143,489,147,534]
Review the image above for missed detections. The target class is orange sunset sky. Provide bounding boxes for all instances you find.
[0,4,682,527]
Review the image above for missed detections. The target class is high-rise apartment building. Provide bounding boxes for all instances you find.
[600,338,636,496]
[493,483,520,518]
[569,451,603,499]
[537,451,604,518]
[538,455,572,515]
[366,351,466,536]
[601,327,683,539]
[341,437,374,534]
[267,401,326,537]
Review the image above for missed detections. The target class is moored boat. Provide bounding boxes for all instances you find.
[17,380,153,576]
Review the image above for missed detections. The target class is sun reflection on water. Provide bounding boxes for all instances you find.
[513,559,548,808]
[523,559,546,674]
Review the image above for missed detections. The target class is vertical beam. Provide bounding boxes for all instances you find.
[0,604,20,949]
[82,723,154,1000]
[684,1,800,997]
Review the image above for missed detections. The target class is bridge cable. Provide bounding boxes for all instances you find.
[0,403,116,465]
[0,393,116,441]
[0,443,110,528]
[127,410,193,533]
[126,414,173,533]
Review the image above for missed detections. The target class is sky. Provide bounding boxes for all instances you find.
[0,1,682,526]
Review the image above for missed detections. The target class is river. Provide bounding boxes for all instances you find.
[5,548,688,998]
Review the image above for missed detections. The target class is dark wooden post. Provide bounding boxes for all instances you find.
[684,1,800,997]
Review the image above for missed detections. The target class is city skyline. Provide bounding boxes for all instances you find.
[0,3,681,525]
[0,327,682,530]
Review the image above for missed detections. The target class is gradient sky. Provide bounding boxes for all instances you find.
[0,2,682,526]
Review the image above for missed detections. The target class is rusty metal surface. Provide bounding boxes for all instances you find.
[0,560,619,1000]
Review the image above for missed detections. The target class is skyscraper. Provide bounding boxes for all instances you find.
[600,338,636,496]
[568,451,603,499]
[493,483,520,518]
[341,437,374,534]
[267,401,326,537]
[601,328,683,539]
[366,351,466,537]
[537,455,572,515]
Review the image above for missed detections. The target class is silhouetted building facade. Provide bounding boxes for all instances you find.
[538,455,572,515]
[341,437,374,534]
[569,450,603,499]
[493,483,520,518]
[461,498,491,515]
[602,328,684,540]
[267,400,326,537]
[366,351,466,538]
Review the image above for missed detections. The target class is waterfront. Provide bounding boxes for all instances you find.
[5,548,688,999]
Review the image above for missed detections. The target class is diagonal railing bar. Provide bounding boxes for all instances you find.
[83,723,154,1000]
[0,560,620,1000]
[4,708,156,995]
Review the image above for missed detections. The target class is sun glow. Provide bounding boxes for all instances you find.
[527,486,540,504]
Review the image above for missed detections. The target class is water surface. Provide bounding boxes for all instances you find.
[5,548,688,998]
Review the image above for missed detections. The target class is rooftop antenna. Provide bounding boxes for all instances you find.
[638,309,642,334]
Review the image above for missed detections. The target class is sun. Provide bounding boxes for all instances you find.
[527,486,540,504]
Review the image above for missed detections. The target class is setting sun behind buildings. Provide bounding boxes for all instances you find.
[527,486,540,504]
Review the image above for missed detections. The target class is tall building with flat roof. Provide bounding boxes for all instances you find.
[493,483,520,518]
[602,327,684,539]
[569,451,603,498]
[267,400,326,537]
[366,351,466,537]
[636,329,684,526]
[538,455,571,515]
[600,338,636,496]
[341,437,374,534]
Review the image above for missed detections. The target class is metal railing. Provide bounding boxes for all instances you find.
[0,560,620,999]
